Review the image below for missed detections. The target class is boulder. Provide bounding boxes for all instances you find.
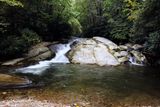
[120,51,128,57]
[114,52,121,58]
[26,42,54,61]
[118,57,128,63]
[68,39,120,66]
[119,45,128,51]
[0,73,31,87]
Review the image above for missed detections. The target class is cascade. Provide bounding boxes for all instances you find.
[129,56,144,66]
[15,39,79,75]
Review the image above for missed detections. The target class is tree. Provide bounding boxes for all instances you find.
[134,0,160,54]
[106,0,143,43]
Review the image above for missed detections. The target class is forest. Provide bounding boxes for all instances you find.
[0,0,160,65]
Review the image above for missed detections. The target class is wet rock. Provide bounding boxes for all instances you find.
[131,50,146,63]
[0,73,31,87]
[1,58,25,66]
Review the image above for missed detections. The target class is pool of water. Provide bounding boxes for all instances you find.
[1,64,160,106]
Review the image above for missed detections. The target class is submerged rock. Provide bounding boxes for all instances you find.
[0,73,31,88]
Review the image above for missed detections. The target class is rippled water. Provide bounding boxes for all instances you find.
[1,64,160,106]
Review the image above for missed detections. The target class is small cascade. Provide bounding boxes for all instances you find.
[15,39,79,75]
[129,56,144,66]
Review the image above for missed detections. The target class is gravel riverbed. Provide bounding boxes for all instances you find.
[0,99,71,107]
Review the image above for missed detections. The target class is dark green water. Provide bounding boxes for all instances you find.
[1,64,160,106]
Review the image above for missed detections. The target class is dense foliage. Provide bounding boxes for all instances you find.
[0,0,160,65]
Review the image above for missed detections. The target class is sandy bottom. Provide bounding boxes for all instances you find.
[0,99,71,107]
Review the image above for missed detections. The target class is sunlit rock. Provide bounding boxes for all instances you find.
[120,51,128,57]
[94,44,120,66]
[68,38,120,66]
[118,57,128,63]
[69,44,96,64]
[93,37,118,50]
[119,45,128,51]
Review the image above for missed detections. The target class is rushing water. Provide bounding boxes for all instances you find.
[1,64,160,106]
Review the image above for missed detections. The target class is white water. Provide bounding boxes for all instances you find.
[15,40,76,75]
[129,57,144,66]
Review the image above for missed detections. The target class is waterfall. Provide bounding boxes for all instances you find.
[15,39,78,75]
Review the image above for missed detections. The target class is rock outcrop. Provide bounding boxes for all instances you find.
[68,37,146,66]
[68,37,120,66]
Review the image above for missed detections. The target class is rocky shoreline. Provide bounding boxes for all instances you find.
[0,99,70,107]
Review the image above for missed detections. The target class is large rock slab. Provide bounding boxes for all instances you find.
[68,38,120,66]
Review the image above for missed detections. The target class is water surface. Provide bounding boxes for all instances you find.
[0,64,160,107]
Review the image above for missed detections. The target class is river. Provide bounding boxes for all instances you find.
[0,64,160,107]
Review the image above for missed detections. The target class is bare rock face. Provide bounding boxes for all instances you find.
[0,73,31,87]
[68,37,120,66]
